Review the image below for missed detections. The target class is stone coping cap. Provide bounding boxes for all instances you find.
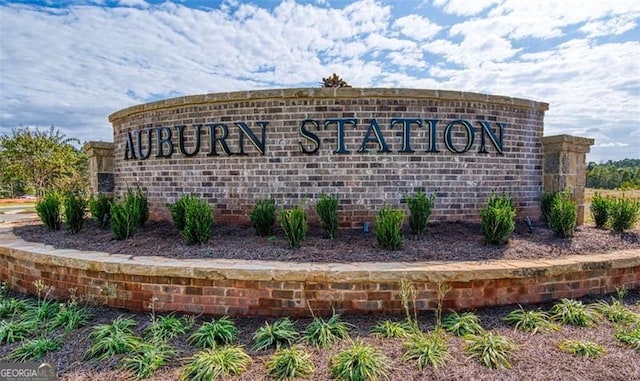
[1,229,637,284]
[109,88,550,123]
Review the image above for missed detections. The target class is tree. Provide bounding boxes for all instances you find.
[0,126,88,197]
[321,73,352,88]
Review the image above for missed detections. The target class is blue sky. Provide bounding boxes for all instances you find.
[0,0,638,162]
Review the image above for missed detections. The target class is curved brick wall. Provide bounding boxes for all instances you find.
[109,88,548,226]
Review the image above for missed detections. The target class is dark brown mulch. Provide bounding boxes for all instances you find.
[10,219,640,263]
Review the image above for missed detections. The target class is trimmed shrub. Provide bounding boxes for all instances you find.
[548,190,576,238]
[36,192,62,231]
[406,191,436,235]
[250,199,277,236]
[168,195,195,232]
[375,206,404,250]
[182,198,214,245]
[63,192,86,234]
[480,193,516,245]
[110,201,138,240]
[89,194,112,225]
[280,207,308,249]
[125,187,148,228]
[315,193,339,239]
[540,191,558,224]
[609,196,640,232]
[590,192,613,228]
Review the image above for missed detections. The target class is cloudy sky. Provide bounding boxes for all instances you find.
[0,0,638,162]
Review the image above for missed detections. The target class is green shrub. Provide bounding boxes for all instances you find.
[122,341,176,380]
[406,191,436,235]
[330,340,390,381]
[36,192,62,231]
[168,195,195,232]
[615,324,640,351]
[557,339,605,357]
[303,313,352,348]
[144,313,194,341]
[110,201,138,240]
[609,196,640,232]
[131,186,149,227]
[85,315,141,361]
[280,207,308,249]
[265,345,315,380]
[548,190,576,238]
[250,198,277,236]
[464,332,516,369]
[502,306,558,334]
[593,299,639,325]
[0,320,37,344]
[375,206,404,250]
[89,193,112,225]
[480,193,516,245]
[182,198,214,245]
[188,316,238,349]
[8,336,61,361]
[590,192,613,228]
[316,193,339,239]
[371,320,412,338]
[442,311,484,337]
[51,302,92,332]
[402,331,450,370]
[63,192,86,234]
[0,298,30,318]
[550,298,600,327]
[180,346,251,381]
[540,191,558,224]
[253,318,299,351]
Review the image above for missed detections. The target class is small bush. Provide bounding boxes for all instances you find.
[64,192,86,234]
[615,324,640,351]
[609,196,640,232]
[85,315,141,361]
[557,339,605,358]
[168,195,195,232]
[122,341,176,380]
[0,320,37,344]
[464,332,516,369]
[303,313,352,348]
[375,206,404,250]
[371,320,412,339]
[280,207,308,249]
[503,306,558,334]
[89,193,113,224]
[590,192,613,228]
[250,198,277,236]
[548,190,576,238]
[36,192,62,231]
[550,298,600,327]
[266,345,315,380]
[144,313,194,341]
[8,336,61,361]
[540,191,558,224]
[0,298,30,318]
[253,318,299,351]
[51,303,92,332]
[442,311,484,336]
[130,186,149,227]
[330,340,390,381]
[110,202,138,240]
[188,316,238,349]
[180,346,251,381]
[182,198,214,245]
[402,331,450,370]
[406,191,436,235]
[593,299,639,325]
[316,193,339,239]
[480,193,516,245]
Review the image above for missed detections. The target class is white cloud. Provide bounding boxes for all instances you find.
[392,14,441,41]
[434,0,501,16]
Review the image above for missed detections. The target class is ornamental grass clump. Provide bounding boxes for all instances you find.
[63,191,86,234]
[480,193,516,245]
[502,306,558,334]
[8,336,61,361]
[464,332,517,370]
[442,311,484,337]
[590,192,613,228]
[266,345,315,380]
[36,192,61,231]
[303,312,352,348]
[609,196,640,232]
[188,316,239,349]
[375,206,404,250]
[250,198,277,236]
[315,193,339,239]
[557,339,605,358]
[370,320,412,339]
[550,298,600,327]
[330,340,390,381]
[615,324,640,351]
[253,318,299,351]
[144,313,194,341]
[402,331,451,370]
[85,315,141,361]
[0,320,37,344]
[180,346,251,381]
[122,341,176,380]
[89,193,113,225]
[182,198,214,245]
[548,190,576,238]
[406,191,436,235]
[280,207,308,249]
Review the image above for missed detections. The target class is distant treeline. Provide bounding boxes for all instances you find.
[587,158,640,189]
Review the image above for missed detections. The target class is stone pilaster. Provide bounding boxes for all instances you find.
[542,135,594,225]
[83,141,115,196]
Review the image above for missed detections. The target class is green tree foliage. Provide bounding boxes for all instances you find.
[0,126,88,196]
[587,159,640,190]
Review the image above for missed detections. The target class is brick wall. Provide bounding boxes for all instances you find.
[109,88,548,227]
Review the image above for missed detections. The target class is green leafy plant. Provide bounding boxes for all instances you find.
[330,339,390,381]
[480,193,516,245]
[0,320,37,344]
[442,311,484,337]
[590,192,613,228]
[22,299,59,324]
[36,192,62,230]
[131,186,149,227]
[548,189,576,238]
[63,191,86,234]
[609,196,640,232]
[593,298,639,325]
[0,298,30,318]
[168,194,195,231]
[180,346,251,381]
[51,302,92,332]
[399,279,420,333]
[253,318,299,351]
[280,207,308,249]
[85,315,141,361]
[402,331,450,370]
[615,324,640,351]
[188,316,239,349]
[502,306,559,334]
[316,193,339,239]
[122,341,176,380]
[8,336,61,361]
[557,339,605,357]
[406,191,436,235]
[550,298,600,327]
[303,312,352,348]
[182,198,214,245]
[464,332,517,369]
[110,201,138,240]
[375,206,404,250]
[250,198,277,236]
[89,193,113,224]
[370,320,412,338]
[144,313,194,341]
[265,345,315,380]
[540,191,558,224]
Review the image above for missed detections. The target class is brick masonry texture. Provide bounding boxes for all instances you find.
[109,88,549,226]
[2,230,638,317]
